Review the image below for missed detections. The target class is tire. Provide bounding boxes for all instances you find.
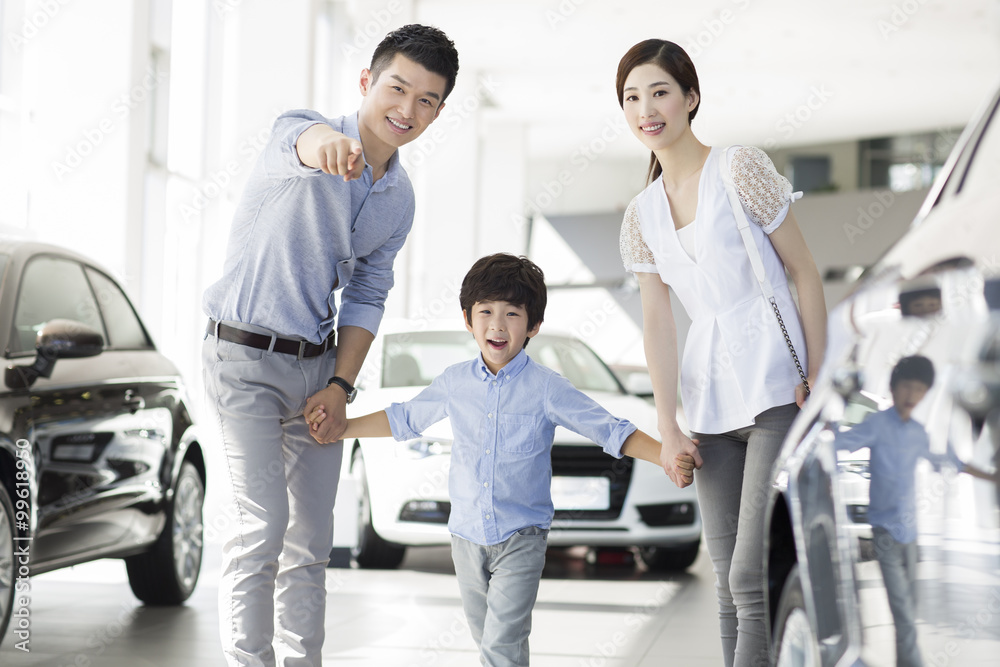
[351,449,406,569]
[773,564,822,667]
[635,537,701,571]
[126,460,204,604]
[0,484,15,647]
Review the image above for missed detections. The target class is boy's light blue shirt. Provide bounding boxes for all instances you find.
[203,110,415,343]
[384,349,638,546]
[836,406,961,543]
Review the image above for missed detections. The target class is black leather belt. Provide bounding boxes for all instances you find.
[207,320,335,359]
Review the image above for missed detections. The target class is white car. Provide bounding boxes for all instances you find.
[339,321,702,570]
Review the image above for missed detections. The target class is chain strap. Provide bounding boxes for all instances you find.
[769,297,810,396]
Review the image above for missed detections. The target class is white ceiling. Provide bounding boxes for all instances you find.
[403,0,1000,159]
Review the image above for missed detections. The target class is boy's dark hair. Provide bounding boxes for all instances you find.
[460,254,546,347]
[890,355,935,390]
[370,24,460,103]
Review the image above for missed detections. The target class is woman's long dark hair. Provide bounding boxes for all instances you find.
[616,40,701,184]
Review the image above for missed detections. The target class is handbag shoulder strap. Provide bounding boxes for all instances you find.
[718,146,774,301]
[719,146,810,392]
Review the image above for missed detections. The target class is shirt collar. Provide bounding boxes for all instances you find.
[477,348,530,382]
[344,111,401,190]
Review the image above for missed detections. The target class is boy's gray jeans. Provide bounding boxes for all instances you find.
[873,526,923,667]
[692,402,799,667]
[202,324,341,667]
[451,526,549,667]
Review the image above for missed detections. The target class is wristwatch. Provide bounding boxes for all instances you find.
[327,376,357,404]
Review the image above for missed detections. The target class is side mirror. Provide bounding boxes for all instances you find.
[6,319,104,389]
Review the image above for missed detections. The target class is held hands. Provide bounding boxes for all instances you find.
[304,385,347,444]
[660,426,703,489]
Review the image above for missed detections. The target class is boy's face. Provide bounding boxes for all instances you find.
[464,301,540,375]
[905,295,942,317]
[358,54,447,155]
[891,379,930,421]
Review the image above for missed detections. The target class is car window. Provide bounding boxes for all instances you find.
[382,332,479,387]
[527,337,622,393]
[956,99,1000,198]
[85,268,152,349]
[11,255,105,353]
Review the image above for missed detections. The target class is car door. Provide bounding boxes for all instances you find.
[10,254,171,566]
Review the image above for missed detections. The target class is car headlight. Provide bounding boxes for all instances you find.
[396,437,453,459]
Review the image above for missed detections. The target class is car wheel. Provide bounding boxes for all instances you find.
[635,538,701,571]
[773,564,822,667]
[351,448,406,569]
[125,460,204,604]
[0,483,15,645]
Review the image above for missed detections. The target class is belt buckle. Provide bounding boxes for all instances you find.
[297,340,309,360]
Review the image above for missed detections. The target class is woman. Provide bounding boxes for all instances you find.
[616,39,827,667]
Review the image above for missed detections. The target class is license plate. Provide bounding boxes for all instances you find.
[550,476,610,511]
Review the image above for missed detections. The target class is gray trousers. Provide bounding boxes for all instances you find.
[692,402,799,667]
[451,527,549,667]
[873,526,923,667]
[202,323,341,667]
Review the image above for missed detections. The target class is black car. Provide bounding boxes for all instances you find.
[0,241,206,648]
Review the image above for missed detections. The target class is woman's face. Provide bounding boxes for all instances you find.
[621,63,697,151]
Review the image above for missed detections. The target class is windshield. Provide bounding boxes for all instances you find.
[381,331,624,394]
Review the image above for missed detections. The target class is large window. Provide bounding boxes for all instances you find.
[858,129,962,192]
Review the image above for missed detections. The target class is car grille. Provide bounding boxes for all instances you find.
[551,444,632,521]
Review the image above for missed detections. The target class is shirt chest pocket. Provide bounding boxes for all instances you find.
[497,414,537,454]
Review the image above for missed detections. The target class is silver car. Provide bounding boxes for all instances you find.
[764,84,1000,666]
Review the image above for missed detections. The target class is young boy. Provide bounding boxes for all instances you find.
[202,25,459,667]
[309,253,699,666]
[836,355,994,667]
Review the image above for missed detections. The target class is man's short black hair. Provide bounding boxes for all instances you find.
[890,355,935,390]
[370,24,459,102]
[460,254,546,346]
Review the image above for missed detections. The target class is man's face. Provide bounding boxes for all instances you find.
[463,301,540,375]
[358,53,447,154]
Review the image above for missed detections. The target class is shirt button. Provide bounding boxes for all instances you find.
[491,381,497,386]
[486,514,491,519]
[483,482,488,487]
[488,412,493,419]
[486,449,490,454]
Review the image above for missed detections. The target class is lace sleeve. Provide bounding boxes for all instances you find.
[619,199,657,273]
[730,146,801,234]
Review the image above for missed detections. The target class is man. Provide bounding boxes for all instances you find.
[201,24,459,667]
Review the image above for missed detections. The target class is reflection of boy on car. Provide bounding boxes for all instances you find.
[308,253,699,667]
[835,355,995,667]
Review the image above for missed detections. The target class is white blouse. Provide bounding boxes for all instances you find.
[619,146,806,434]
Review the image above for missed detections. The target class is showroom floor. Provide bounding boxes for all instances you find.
[0,542,724,666]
